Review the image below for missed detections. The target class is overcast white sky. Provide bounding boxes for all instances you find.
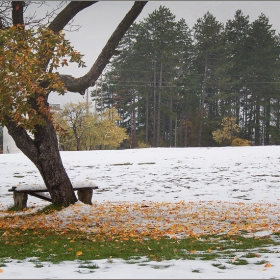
[42,1,280,105]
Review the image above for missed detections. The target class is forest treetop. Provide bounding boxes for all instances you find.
[98,6,280,148]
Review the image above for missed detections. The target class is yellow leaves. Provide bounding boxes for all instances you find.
[0,25,85,128]
[0,200,279,243]
[75,251,83,257]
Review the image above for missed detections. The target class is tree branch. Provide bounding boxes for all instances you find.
[59,1,148,95]
[5,117,39,162]
[48,1,98,33]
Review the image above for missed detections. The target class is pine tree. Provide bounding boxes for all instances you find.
[192,12,224,146]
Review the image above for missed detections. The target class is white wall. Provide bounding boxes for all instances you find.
[2,126,21,154]
[2,104,61,154]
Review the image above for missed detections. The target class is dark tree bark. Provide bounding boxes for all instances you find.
[153,56,157,147]
[198,52,208,147]
[12,1,25,26]
[5,1,148,206]
[48,1,98,33]
[6,117,77,206]
[58,1,148,94]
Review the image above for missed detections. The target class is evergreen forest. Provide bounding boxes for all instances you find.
[91,6,280,148]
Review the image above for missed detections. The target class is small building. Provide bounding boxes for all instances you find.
[3,126,21,154]
[2,104,60,154]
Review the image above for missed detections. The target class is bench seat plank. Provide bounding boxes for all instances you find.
[8,183,98,193]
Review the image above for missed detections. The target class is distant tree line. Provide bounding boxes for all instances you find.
[92,6,280,148]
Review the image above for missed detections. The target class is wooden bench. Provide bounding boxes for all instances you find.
[8,182,98,209]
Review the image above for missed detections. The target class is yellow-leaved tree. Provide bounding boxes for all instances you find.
[54,102,128,151]
[212,117,240,146]
[87,108,129,150]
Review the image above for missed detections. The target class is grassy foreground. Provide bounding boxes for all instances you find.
[0,204,279,270]
[0,228,279,267]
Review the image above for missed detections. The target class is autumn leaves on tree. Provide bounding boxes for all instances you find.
[54,103,128,151]
[0,1,147,206]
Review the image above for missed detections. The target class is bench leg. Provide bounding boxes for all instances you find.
[77,188,93,205]
[13,192,28,210]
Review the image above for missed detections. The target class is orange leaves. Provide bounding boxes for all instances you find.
[0,269,3,273]
[0,25,84,129]
[264,263,273,267]
[0,200,279,242]
[75,251,83,257]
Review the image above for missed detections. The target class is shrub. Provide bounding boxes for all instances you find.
[137,141,151,148]
[232,138,250,146]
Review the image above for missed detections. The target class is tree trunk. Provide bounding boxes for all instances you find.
[6,1,148,207]
[198,52,208,147]
[174,113,177,147]
[145,90,149,145]
[12,1,25,25]
[255,96,260,146]
[169,96,173,147]
[156,60,163,147]
[264,97,271,145]
[130,90,137,148]
[6,118,77,206]
[153,56,157,147]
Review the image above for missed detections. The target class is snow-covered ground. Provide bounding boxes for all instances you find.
[0,146,280,279]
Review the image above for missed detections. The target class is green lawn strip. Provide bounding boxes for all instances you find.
[0,229,279,266]
[7,204,63,214]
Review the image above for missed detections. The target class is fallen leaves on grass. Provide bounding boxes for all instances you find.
[75,251,83,257]
[0,200,279,240]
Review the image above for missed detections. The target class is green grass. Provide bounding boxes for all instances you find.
[7,205,25,212]
[212,262,227,269]
[7,204,63,215]
[110,162,133,166]
[36,204,64,214]
[0,228,279,266]
[227,259,249,265]
[78,261,99,269]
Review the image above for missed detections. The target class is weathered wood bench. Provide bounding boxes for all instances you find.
[8,182,98,209]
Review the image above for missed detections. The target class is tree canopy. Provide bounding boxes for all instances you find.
[0,1,147,206]
[54,102,128,151]
[99,7,280,148]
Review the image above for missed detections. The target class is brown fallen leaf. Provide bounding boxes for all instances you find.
[76,251,83,257]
